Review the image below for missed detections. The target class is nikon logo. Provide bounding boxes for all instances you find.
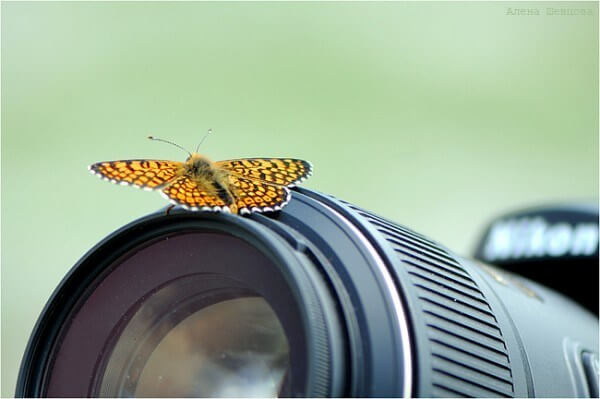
[483,217,599,261]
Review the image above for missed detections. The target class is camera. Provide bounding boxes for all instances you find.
[16,188,599,397]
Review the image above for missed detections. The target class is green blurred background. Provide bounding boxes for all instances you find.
[1,1,597,395]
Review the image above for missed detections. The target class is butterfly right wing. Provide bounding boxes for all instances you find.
[228,175,291,214]
[215,158,312,187]
[89,160,182,190]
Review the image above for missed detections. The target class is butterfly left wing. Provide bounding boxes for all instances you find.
[161,175,233,212]
[89,160,182,190]
[228,175,291,214]
[215,158,312,187]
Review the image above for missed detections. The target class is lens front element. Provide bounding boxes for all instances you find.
[99,294,289,397]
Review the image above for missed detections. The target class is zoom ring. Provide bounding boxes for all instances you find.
[346,205,515,398]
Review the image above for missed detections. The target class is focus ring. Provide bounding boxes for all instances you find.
[341,203,516,398]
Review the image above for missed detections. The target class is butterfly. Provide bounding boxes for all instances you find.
[89,133,312,214]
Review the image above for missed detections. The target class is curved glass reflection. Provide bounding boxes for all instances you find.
[99,295,289,397]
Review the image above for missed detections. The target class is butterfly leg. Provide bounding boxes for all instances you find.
[165,204,175,216]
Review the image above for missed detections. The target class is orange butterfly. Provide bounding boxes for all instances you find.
[89,133,312,214]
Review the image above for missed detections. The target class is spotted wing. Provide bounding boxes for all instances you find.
[229,175,291,214]
[89,160,182,190]
[216,158,312,187]
[161,176,232,212]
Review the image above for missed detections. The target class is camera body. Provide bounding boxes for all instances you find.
[17,188,599,397]
[474,203,599,316]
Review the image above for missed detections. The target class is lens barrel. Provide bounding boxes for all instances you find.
[17,188,599,397]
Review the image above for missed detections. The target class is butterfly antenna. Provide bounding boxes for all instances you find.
[148,136,192,157]
[195,128,213,153]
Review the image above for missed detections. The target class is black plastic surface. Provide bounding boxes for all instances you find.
[583,352,600,398]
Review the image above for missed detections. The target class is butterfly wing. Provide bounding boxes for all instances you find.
[215,158,312,187]
[161,176,233,212]
[89,160,182,190]
[229,175,291,214]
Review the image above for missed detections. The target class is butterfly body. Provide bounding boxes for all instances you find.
[89,153,312,215]
[177,153,238,213]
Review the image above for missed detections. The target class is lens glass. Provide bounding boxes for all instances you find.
[98,280,289,397]
[137,297,288,397]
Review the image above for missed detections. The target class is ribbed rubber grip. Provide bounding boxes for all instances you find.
[349,206,515,397]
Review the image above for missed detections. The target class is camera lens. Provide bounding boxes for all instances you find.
[19,212,347,397]
[17,188,598,397]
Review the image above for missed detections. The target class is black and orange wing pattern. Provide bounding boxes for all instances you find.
[89,160,182,190]
[90,155,312,214]
[216,158,312,187]
[161,176,232,212]
[229,175,291,214]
